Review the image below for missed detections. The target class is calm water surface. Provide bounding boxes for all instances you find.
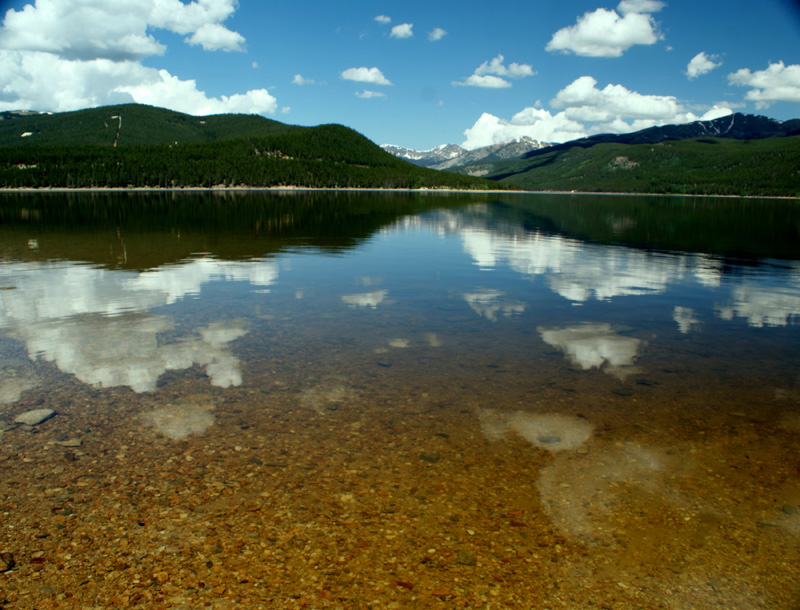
[1,191,799,609]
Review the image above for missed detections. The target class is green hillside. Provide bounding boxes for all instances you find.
[460,136,800,197]
[0,104,500,190]
[0,104,297,147]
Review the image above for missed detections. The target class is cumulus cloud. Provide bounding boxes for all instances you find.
[462,108,586,149]
[728,61,800,108]
[546,0,664,57]
[454,74,512,89]
[292,74,316,85]
[375,15,391,24]
[617,0,665,13]
[355,89,386,99]
[461,76,734,148]
[0,0,278,115]
[550,75,732,133]
[118,69,277,115]
[686,52,721,79]
[475,54,535,78]
[341,66,392,85]
[453,54,535,88]
[700,104,735,120]
[553,75,680,120]
[429,27,447,41]
[390,23,413,39]
[185,22,245,52]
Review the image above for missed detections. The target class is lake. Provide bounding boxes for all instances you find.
[1,190,799,609]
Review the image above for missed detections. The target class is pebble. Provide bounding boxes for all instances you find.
[613,388,633,397]
[0,552,14,572]
[420,453,440,464]
[55,438,82,447]
[783,505,795,515]
[537,436,562,445]
[14,408,56,426]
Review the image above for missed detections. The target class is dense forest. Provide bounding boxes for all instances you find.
[463,136,800,197]
[0,104,503,190]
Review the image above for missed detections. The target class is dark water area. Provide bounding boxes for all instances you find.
[1,190,799,609]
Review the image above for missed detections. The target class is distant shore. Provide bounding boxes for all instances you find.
[0,186,797,199]
[0,185,523,194]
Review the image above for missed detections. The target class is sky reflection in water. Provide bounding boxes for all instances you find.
[1,192,800,607]
[0,194,799,396]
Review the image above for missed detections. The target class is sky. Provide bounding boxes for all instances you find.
[0,0,799,151]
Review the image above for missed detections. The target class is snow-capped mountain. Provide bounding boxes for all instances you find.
[381,137,551,170]
[380,143,466,167]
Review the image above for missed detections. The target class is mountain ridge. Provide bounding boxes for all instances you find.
[381,136,551,170]
[0,103,503,190]
[513,113,800,161]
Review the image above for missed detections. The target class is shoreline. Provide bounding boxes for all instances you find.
[0,185,797,200]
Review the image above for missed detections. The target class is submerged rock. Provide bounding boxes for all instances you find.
[142,397,215,440]
[479,409,594,453]
[14,408,56,426]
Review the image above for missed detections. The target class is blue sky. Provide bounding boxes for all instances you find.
[0,0,799,150]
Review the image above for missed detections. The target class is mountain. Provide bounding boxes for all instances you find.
[379,143,465,167]
[449,113,800,197]
[0,103,504,191]
[381,136,550,170]
[512,113,800,157]
[430,137,552,171]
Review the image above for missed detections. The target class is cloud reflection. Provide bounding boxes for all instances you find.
[673,306,700,334]
[0,258,271,392]
[539,323,642,377]
[341,290,388,308]
[716,283,800,328]
[463,289,526,321]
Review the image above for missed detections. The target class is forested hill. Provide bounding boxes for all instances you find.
[0,104,500,190]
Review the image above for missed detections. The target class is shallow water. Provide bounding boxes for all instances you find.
[1,191,799,609]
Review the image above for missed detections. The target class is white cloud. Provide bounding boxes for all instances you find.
[0,0,277,115]
[475,54,535,78]
[429,27,447,41]
[553,75,680,120]
[453,54,535,88]
[549,75,732,134]
[617,0,665,13]
[460,76,735,150]
[546,0,664,57]
[728,61,800,109]
[375,15,391,24]
[700,104,734,120]
[454,74,512,89]
[118,69,277,115]
[184,22,245,52]
[686,52,721,79]
[355,89,386,99]
[2,0,244,58]
[341,66,392,85]
[390,23,413,39]
[292,74,316,85]
[462,109,586,149]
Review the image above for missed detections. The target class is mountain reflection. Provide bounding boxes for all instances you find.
[445,212,800,326]
[1,192,799,399]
